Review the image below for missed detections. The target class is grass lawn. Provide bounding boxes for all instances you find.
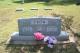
[0,0,80,53]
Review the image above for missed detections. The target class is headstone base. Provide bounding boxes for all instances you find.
[7,31,69,45]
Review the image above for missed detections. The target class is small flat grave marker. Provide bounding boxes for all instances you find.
[16,8,24,12]
[30,8,38,10]
[44,8,53,10]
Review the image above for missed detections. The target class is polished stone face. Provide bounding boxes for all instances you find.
[18,17,61,36]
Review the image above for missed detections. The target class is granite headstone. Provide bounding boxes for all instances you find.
[10,16,69,44]
[18,16,61,36]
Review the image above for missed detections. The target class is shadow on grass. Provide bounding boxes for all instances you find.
[12,0,76,6]
[42,2,76,6]
[13,0,49,4]
[5,44,38,53]
[43,43,80,53]
[5,44,46,53]
[5,43,80,53]
[5,44,57,53]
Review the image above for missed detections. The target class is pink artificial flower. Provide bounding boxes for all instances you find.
[34,32,45,40]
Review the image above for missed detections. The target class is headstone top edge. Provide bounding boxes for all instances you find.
[18,16,61,20]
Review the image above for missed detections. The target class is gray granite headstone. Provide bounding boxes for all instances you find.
[18,16,61,36]
[9,16,69,44]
